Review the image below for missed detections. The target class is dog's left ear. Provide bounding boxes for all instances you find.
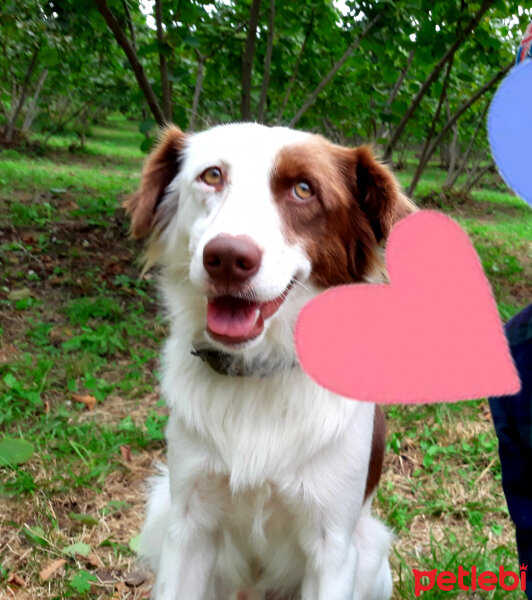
[125,125,187,239]
[350,145,416,243]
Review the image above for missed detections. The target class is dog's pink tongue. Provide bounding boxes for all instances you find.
[207,297,258,338]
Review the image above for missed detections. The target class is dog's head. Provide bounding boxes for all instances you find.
[126,123,414,366]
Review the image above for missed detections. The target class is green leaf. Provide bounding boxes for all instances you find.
[381,67,398,85]
[129,534,140,553]
[15,297,36,310]
[139,119,156,135]
[3,373,19,390]
[62,541,92,557]
[182,34,200,48]
[167,71,188,83]
[0,437,35,466]
[157,41,172,56]
[40,47,60,68]
[69,512,99,526]
[22,526,49,547]
[137,41,171,57]
[390,100,408,117]
[140,137,156,154]
[69,570,98,594]
[137,41,160,57]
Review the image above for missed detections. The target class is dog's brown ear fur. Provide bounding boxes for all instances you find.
[351,145,416,243]
[125,125,187,239]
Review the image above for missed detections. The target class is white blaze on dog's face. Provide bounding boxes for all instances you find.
[179,124,313,347]
[126,123,414,353]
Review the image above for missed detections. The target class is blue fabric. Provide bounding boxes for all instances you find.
[489,303,532,598]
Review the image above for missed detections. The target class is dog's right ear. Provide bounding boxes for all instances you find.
[125,125,186,239]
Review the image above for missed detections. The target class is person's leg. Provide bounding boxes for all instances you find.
[489,306,532,598]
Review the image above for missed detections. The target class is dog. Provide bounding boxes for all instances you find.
[126,122,415,600]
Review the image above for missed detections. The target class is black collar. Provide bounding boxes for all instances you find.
[191,346,297,377]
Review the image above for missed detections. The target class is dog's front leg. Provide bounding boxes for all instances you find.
[152,513,217,600]
[150,435,222,600]
[300,533,358,600]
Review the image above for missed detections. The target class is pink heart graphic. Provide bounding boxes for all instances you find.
[295,211,521,404]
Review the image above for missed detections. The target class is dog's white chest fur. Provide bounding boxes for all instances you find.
[144,341,379,597]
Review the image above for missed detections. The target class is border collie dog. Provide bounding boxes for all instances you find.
[126,123,414,600]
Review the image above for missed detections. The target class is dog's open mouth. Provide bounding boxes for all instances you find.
[206,284,292,345]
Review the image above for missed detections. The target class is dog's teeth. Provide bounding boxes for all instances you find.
[254,308,260,324]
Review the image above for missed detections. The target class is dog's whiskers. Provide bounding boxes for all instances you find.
[291,278,312,295]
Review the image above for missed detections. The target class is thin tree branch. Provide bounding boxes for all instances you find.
[461,159,493,194]
[257,0,275,123]
[276,9,315,124]
[445,100,489,189]
[93,0,166,126]
[43,103,86,143]
[407,53,455,196]
[155,0,172,121]
[204,20,248,59]
[375,48,415,140]
[409,62,512,198]
[289,13,381,128]
[121,0,137,49]
[21,68,48,133]
[189,50,205,131]
[240,0,262,120]
[384,0,495,160]
[444,98,459,183]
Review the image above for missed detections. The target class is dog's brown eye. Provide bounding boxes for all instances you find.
[292,181,313,201]
[201,167,223,187]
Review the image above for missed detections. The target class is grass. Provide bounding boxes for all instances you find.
[0,117,162,599]
[0,116,531,599]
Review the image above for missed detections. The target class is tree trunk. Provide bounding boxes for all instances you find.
[275,9,315,124]
[384,0,495,160]
[443,99,459,186]
[462,158,493,194]
[77,110,89,148]
[257,0,275,123]
[240,0,262,120]
[444,100,489,190]
[21,68,49,134]
[43,103,83,143]
[190,52,205,131]
[446,124,459,184]
[396,143,409,170]
[408,62,511,198]
[155,0,172,121]
[375,48,415,141]
[0,99,8,123]
[407,54,455,196]
[93,0,166,126]
[5,46,40,142]
[289,13,381,128]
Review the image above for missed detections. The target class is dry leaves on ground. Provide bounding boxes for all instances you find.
[72,394,97,411]
[39,558,66,581]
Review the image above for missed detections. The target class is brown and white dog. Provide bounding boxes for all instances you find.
[127,123,415,600]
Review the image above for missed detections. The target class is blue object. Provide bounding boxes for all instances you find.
[488,61,532,207]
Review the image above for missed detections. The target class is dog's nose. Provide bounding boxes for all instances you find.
[203,235,262,285]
